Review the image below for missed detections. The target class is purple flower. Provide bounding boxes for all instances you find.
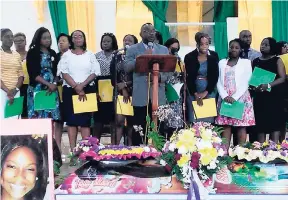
[280,150,287,157]
[190,152,201,169]
[263,150,268,156]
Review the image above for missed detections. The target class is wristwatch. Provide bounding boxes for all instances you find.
[267,83,271,89]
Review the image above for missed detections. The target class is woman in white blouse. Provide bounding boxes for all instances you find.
[57,30,100,151]
[215,39,255,151]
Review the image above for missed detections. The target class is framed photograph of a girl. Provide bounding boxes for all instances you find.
[0,119,55,200]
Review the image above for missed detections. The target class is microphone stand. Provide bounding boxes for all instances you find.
[176,56,197,125]
[112,52,119,145]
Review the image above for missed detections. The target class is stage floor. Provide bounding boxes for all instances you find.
[56,194,288,200]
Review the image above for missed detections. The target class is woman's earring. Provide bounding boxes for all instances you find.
[36,177,38,181]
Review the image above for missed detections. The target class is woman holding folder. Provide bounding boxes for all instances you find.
[93,33,118,141]
[252,37,286,143]
[110,34,138,145]
[215,39,255,150]
[0,28,24,119]
[184,34,219,124]
[57,30,101,151]
[26,27,61,120]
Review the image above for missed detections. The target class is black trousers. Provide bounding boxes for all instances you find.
[132,103,166,145]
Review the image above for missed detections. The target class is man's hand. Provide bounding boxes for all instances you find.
[144,49,153,55]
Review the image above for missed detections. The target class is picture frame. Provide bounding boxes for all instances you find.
[0,119,55,200]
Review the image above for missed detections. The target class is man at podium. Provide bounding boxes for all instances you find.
[124,23,170,145]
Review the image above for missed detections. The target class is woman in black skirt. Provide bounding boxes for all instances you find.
[251,37,286,143]
[57,30,101,151]
[93,33,118,142]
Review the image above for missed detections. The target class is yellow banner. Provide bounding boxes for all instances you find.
[238,0,272,50]
[66,1,96,52]
[115,0,153,43]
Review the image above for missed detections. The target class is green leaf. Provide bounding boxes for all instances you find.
[146,115,151,123]
[151,121,155,129]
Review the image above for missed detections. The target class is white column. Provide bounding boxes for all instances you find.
[1,1,57,51]
[94,0,116,53]
[227,17,239,44]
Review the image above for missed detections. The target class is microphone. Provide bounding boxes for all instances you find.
[113,45,130,54]
[172,49,181,62]
[147,42,153,49]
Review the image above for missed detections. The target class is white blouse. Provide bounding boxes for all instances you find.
[217,58,252,100]
[57,50,101,87]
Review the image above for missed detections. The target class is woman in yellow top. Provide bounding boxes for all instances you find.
[276,41,288,142]
[0,28,24,119]
[164,38,184,137]
[277,41,288,74]
[14,32,28,118]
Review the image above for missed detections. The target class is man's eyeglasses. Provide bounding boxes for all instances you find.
[143,30,156,34]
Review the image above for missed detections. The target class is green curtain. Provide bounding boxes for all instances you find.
[213,1,236,59]
[272,0,288,42]
[142,0,171,43]
[48,0,69,39]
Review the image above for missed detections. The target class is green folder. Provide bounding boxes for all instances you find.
[249,67,276,92]
[34,91,57,111]
[4,96,24,118]
[220,101,245,120]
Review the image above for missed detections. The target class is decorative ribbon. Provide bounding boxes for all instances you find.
[187,170,200,200]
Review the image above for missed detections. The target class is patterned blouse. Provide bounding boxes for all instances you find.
[95,50,113,76]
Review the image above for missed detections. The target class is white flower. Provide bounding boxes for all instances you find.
[160,159,167,166]
[196,140,213,150]
[213,136,222,143]
[168,143,176,151]
[178,146,188,154]
[218,148,225,157]
[82,146,90,152]
[207,161,217,169]
[144,146,150,152]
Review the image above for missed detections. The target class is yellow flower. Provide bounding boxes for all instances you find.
[277,144,281,150]
[177,154,190,167]
[199,148,218,166]
[170,131,178,142]
[176,130,197,152]
[263,141,269,147]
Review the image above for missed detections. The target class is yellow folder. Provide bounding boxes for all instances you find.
[58,86,63,102]
[192,98,217,119]
[98,79,114,102]
[116,96,134,116]
[72,93,98,114]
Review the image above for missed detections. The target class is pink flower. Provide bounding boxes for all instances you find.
[175,153,181,161]
[165,164,172,172]
[190,152,201,169]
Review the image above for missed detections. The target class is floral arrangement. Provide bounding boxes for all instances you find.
[229,139,288,163]
[73,136,161,161]
[157,122,230,189]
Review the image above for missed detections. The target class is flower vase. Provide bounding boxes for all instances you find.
[188,169,209,200]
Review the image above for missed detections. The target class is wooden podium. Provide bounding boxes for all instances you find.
[135,55,177,128]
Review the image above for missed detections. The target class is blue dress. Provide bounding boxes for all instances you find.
[27,52,61,120]
[186,61,217,123]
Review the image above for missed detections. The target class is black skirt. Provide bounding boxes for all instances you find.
[63,85,96,127]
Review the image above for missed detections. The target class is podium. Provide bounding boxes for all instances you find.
[135,55,177,129]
